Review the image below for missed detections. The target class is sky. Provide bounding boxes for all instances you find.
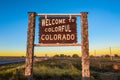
[0,0,120,56]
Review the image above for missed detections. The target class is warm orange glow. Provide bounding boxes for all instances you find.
[0,47,119,56]
[0,50,25,56]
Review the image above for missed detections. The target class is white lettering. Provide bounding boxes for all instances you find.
[58,34,62,40]
[41,34,45,40]
[48,28,51,32]
[42,19,46,26]
[41,34,75,41]
[52,19,55,25]
[44,28,47,32]
[42,19,67,26]
[62,34,66,40]
[45,19,49,26]
[43,24,72,32]
[54,34,57,40]
[45,35,49,40]
[66,34,70,40]
[71,34,75,40]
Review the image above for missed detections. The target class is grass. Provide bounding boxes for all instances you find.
[33,58,82,80]
[0,63,24,80]
[0,63,24,73]
[33,65,81,80]
[0,57,120,80]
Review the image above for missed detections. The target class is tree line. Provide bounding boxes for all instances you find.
[53,54,79,58]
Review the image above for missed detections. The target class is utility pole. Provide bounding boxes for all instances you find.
[109,47,113,61]
[94,50,96,60]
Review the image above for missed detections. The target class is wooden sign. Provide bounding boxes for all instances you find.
[25,12,90,80]
[39,17,77,43]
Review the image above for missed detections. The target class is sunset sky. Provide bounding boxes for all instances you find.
[0,0,120,56]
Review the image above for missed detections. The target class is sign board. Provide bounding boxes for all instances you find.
[39,17,77,43]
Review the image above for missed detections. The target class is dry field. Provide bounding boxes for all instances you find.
[0,57,120,80]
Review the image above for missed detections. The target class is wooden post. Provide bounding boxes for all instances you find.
[80,12,90,80]
[25,12,36,80]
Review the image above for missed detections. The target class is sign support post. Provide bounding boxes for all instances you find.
[25,12,36,80]
[81,12,90,80]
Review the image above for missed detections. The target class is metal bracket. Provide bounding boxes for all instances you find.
[45,15,47,19]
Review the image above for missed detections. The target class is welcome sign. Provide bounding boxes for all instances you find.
[25,12,90,79]
[39,17,77,43]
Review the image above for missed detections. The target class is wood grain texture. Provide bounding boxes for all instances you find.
[25,12,36,79]
[80,12,90,80]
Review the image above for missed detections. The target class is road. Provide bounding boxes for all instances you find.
[0,59,25,65]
